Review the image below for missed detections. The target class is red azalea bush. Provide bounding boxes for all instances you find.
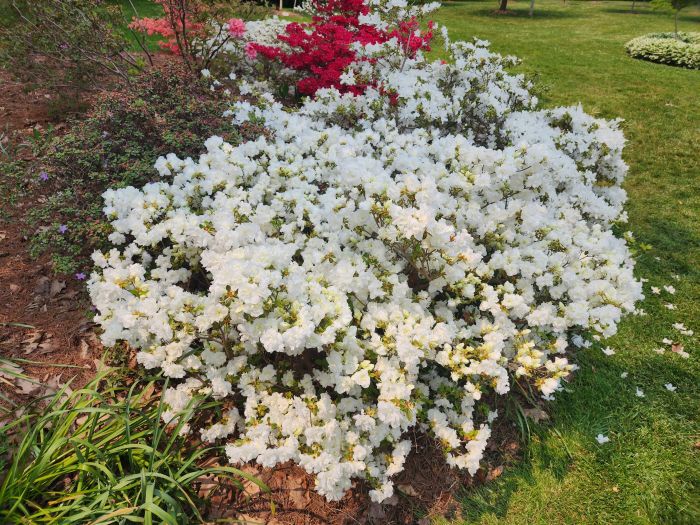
[251,0,433,96]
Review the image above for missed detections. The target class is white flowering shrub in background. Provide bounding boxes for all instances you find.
[208,17,293,91]
[625,32,700,70]
[215,16,291,57]
[89,0,642,503]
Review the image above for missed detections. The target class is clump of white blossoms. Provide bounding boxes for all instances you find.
[89,0,642,503]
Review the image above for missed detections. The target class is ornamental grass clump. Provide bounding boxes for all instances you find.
[89,0,643,503]
[0,369,267,523]
[625,32,700,69]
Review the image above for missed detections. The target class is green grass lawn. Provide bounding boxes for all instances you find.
[430,1,699,524]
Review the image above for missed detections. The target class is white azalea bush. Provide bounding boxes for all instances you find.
[206,17,296,95]
[212,16,291,60]
[89,0,642,503]
[626,32,700,70]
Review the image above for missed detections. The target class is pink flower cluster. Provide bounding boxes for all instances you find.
[227,18,246,38]
[244,42,257,60]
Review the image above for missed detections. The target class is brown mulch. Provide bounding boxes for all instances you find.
[204,444,457,525]
[0,216,101,394]
[0,70,55,134]
[199,426,522,525]
[0,69,101,402]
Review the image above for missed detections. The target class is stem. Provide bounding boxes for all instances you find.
[126,0,154,66]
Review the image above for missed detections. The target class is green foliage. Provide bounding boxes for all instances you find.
[0,126,59,217]
[626,32,700,69]
[651,0,697,32]
[651,0,696,12]
[0,367,268,523]
[0,158,29,216]
[23,63,242,274]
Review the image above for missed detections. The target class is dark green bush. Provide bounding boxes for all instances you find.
[26,63,243,274]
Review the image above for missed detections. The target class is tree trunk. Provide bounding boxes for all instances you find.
[499,0,508,11]
[529,0,535,16]
[675,9,679,35]
[631,0,636,12]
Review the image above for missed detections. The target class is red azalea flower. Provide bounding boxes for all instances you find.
[253,0,433,96]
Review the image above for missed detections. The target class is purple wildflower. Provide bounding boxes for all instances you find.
[58,224,68,234]
[75,272,87,281]
[39,171,49,182]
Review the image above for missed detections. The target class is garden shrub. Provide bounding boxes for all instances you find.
[89,0,643,503]
[27,63,243,274]
[208,16,295,98]
[625,32,700,69]
[127,0,270,71]
[250,0,434,95]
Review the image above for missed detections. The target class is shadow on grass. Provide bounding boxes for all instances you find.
[605,7,700,22]
[603,7,658,16]
[636,218,700,280]
[439,1,582,19]
[458,474,526,520]
[456,347,699,522]
[442,7,583,19]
